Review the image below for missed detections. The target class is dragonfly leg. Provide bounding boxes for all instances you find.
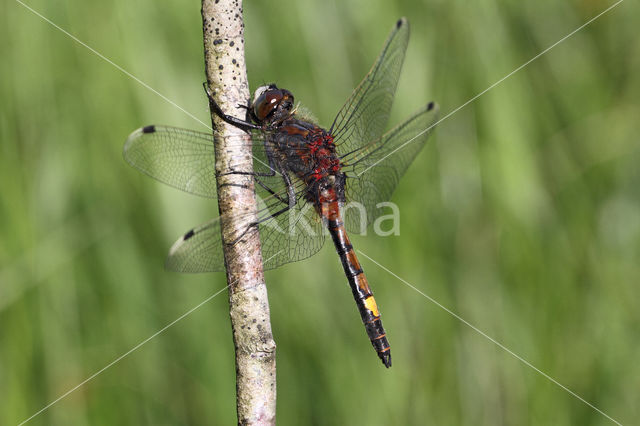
[217,168,286,203]
[218,131,281,178]
[203,82,262,131]
[227,169,297,246]
[219,169,277,178]
[254,176,288,205]
[251,168,297,225]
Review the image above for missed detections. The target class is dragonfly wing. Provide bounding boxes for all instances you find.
[166,216,225,272]
[124,125,276,198]
[330,18,410,154]
[166,174,326,273]
[341,102,439,233]
[124,125,218,198]
[256,178,326,270]
[125,125,324,272]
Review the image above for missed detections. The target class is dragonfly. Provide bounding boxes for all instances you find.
[124,18,438,368]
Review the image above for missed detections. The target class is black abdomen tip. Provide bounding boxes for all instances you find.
[380,350,392,368]
[142,125,156,134]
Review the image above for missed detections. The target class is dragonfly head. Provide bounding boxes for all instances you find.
[250,84,295,125]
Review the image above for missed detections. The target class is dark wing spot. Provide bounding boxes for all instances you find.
[427,101,435,111]
[142,125,156,134]
[396,18,403,28]
[184,229,195,240]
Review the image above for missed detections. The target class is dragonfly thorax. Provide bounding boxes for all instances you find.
[308,132,340,181]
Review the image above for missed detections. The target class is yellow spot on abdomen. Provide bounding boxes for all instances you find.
[364,296,380,317]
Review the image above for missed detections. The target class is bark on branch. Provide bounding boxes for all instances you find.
[201,1,276,424]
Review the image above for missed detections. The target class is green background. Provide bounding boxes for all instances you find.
[2,0,639,424]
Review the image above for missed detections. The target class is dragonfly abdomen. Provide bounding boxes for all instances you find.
[320,193,392,368]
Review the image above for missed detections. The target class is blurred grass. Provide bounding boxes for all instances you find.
[1,0,639,424]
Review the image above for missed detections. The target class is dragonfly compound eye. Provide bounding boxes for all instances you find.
[252,85,294,124]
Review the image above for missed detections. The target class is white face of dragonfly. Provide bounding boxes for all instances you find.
[252,85,272,106]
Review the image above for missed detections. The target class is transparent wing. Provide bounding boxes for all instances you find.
[124,124,283,198]
[165,216,225,272]
[123,125,219,198]
[340,102,439,233]
[125,124,326,272]
[330,18,410,155]
[256,178,326,270]
[165,172,326,273]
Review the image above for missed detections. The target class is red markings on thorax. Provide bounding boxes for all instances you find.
[280,122,340,181]
[308,129,339,181]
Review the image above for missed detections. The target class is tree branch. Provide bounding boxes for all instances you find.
[201,1,276,424]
